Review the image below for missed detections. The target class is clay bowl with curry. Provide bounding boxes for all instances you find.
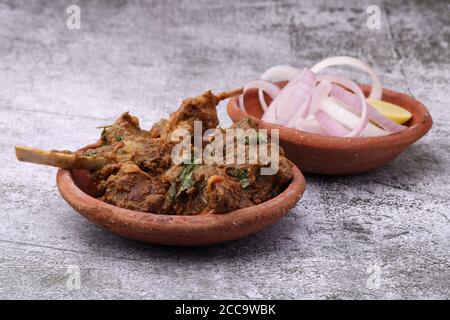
[16,89,306,246]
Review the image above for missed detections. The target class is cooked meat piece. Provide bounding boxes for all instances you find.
[131,139,174,174]
[82,90,226,176]
[148,119,168,138]
[161,163,209,215]
[158,90,220,138]
[83,112,150,162]
[84,92,293,215]
[92,163,122,184]
[204,174,254,213]
[84,113,175,176]
[16,87,292,216]
[100,112,142,144]
[100,163,168,213]
[149,88,242,139]
[161,163,253,215]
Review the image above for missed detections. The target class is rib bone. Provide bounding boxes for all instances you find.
[15,145,108,170]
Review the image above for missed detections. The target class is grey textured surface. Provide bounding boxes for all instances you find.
[0,0,449,299]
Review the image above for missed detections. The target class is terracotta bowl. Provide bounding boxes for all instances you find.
[56,160,306,246]
[227,83,433,175]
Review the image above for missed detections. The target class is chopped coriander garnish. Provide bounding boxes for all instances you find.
[178,163,196,194]
[226,168,251,189]
[240,177,251,189]
[116,135,124,142]
[168,184,177,204]
[169,163,197,204]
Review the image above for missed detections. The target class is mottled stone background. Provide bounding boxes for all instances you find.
[0,0,448,299]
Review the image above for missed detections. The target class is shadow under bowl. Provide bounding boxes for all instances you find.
[227,83,433,175]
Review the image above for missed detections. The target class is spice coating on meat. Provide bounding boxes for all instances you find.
[100,164,168,213]
[84,91,293,215]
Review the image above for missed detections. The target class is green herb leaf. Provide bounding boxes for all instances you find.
[168,184,177,204]
[178,163,196,195]
[240,177,251,189]
[169,160,198,204]
[116,135,124,142]
[226,168,251,189]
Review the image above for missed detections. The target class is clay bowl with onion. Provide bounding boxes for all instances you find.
[56,146,306,246]
[227,83,432,175]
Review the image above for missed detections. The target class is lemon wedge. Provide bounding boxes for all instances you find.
[366,99,412,124]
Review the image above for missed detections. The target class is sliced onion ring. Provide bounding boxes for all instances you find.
[239,80,281,113]
[315,109,350,137]
[284,69,316,120]
[317,74,368,137]
[266,68,316,125]
[287,115,327,135]
[260,65,301,82]
[330,84,405,133]
[311,56,382,100]
[262,69,314,124]
[306,80,332,118]
[321,97,388,137]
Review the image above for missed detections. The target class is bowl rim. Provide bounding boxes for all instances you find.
[227,84,433,150]
[56,160,306,237]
